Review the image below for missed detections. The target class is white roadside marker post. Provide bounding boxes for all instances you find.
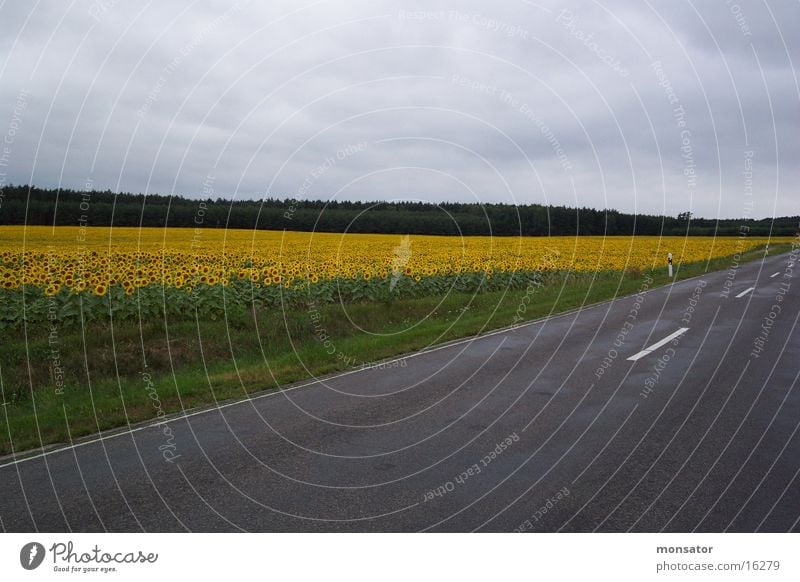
[668,252,673,278]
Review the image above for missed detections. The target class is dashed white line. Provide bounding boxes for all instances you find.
[770,272,780,278]
[735,286,755,298]
[627,327,690,362]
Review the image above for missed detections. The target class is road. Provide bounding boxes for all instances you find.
[1,250,799,532]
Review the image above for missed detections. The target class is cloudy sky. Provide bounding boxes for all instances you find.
[0,0,797,218]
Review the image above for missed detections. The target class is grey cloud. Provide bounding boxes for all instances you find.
[0,0,797,218]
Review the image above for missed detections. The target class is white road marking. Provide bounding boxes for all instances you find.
[735,286,755,298]
[770,272,780,278]
[627,327,690,362]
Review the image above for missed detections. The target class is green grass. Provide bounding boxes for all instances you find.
[0,243,790,456]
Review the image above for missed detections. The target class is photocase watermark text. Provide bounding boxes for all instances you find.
[423,432,519,502]
[514,486,571,531]
[556,10,629,78]
[398,10,530,39]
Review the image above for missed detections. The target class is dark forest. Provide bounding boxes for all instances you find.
[1,184,796,236]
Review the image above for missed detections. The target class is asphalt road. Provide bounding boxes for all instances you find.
[2,250,799,532]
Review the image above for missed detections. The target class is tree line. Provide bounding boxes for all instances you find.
[0,184,796,237]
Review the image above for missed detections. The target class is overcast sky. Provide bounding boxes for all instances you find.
[0,0,797,218]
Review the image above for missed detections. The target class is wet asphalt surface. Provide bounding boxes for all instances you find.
[1,250,798,532]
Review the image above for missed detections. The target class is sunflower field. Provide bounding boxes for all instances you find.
[0,226,784,329]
